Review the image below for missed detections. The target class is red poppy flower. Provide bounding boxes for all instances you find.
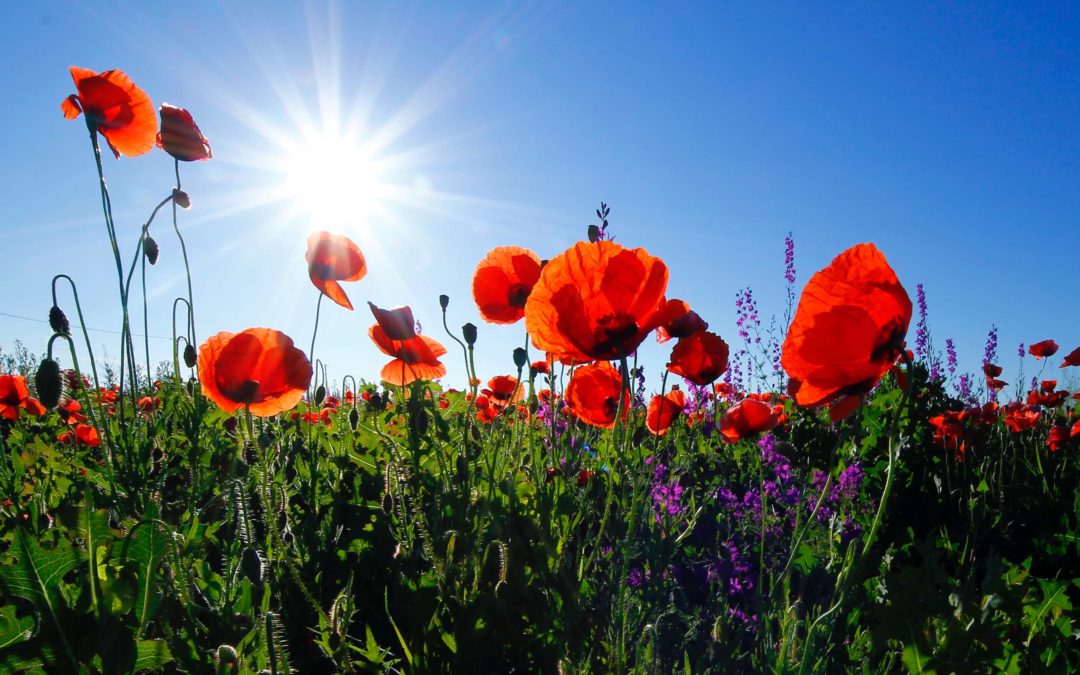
[565,361,630,428]
[0,375,46,420]
[75,424,101,447]
[718,398,779,442]
[61,67,156,158]
[781,243,912,410]
[655,300,709,343]
[530,360,550,377]
[472,246,543,324]
[369,322,447,386]
[525,241,678,362]
[667,330,730,385]
[198,328,312,417]
[58,399,87,424]
[1028,339,1059,359]
[1061,346,1080,368]
[306,232,367,310]
[646,387,686,436]
[368,302,416,340]
[1047,425,1069,452]
[157,103,212,161]
[481,375,524,409]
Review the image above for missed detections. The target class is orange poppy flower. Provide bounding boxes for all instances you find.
[655,300,709,343]
[481,376,524,408]
[525,241,677,362]
[61,67,156,158]
[667,331,730,385]
[368,302,416,340]
[646,387,686,436]
[369,323,447,386]
[718,398,779,442]
[157,103,212,161]
[306,231,367,310]
[1061,346,1080,368]
[472,246,543,324]
[198,328,312,417]
[565,361,630,428]
[0,375,46,420]
[1028,340,1059,359]
[781,243,912,409]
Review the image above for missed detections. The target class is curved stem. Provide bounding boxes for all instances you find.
[172,159,197,347]
[51,274,101,393]
[308,292,325,394]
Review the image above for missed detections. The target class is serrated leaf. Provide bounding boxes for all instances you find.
[122,521,169,638]
[0,604,34,649]
[133,639,173,671]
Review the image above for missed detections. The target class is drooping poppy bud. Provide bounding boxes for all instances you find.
[462,323,478,346]
[240,547,263,584]
[587,224,601,243]
[314,385,326,406]
[348,407,359,431]
[513,347,528,370]
[49,305,70,336]
[143,235,160,265]
[439,294,450,310]
[172,188,191,209]
[35,358,63,409]
[183,344,198,368]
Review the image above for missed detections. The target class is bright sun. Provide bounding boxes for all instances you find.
[279,132,388,229]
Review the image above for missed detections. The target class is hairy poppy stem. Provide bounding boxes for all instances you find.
[51,275,102,394]
[172,297,193,383]
[172,159,198,348]
[308,291,325,397]
[440,304,470,393]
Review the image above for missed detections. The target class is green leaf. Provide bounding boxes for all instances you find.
[122,521,169,638]
[133,639,173,671]
[0,528,81,669]
[1024,578,1072,646]
[0,604,34,649]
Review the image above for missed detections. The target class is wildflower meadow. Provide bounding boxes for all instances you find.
[3,63,1080,675]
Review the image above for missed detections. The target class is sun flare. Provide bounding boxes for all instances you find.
[278,131,388,229]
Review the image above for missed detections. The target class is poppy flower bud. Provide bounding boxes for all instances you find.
[314,385,326,406]
[215,644,239,671]
[513,347,528,370]
[143,235,160,265]
[49,305,70,336]
[172,188,191,209]
[35,358,63,409]
[587,224,601,243]
[462,323,478,346]
[157,103,212,162]
[348,407,359,431]
[240,547,264,584]
[439,294,450,310]
[183,344,198,368]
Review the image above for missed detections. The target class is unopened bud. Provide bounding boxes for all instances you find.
[49,306,70,336]
[215,644,239,671]
[143,235,159,265]
[348,407,359,431]
[587,224,601,243]
[439,294,450,310]
[462,323,477,347]
[314,385,326,406]
[513,347,528,370]
[183,344,198,369]
[35,358,63,409]
[172,188,191,209]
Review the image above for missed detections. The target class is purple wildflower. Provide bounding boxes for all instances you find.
[982,325,998,367]
[784,232,796,286]
[945,338,957,377]
[914,284,928,361]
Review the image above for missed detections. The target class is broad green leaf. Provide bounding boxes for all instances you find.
[133,639,173,671]
[121,521,169,638]
[0,604,34,649]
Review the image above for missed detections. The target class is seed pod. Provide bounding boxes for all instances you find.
[48,306,70,336]
[240,547,264,584]
[348,407,359,431]
[35,358,62,409]
[462,322,477,346]
[172,188,191,209]
[183,344,198,368]
[143,235,160,265]
[314,385,326,406]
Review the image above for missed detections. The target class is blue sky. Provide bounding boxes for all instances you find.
[2,1,1078,393]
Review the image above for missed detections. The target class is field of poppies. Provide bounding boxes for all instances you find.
[2,66,1080,674]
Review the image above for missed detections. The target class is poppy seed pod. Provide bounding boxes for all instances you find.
[462,323,478,346]
[172,188,191,209]
[439,294,450,310]
[183,344,198,369]
[49,305,70,336]
[513,347,528,370]
[143,235,160,265]
[35,358,63,409]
